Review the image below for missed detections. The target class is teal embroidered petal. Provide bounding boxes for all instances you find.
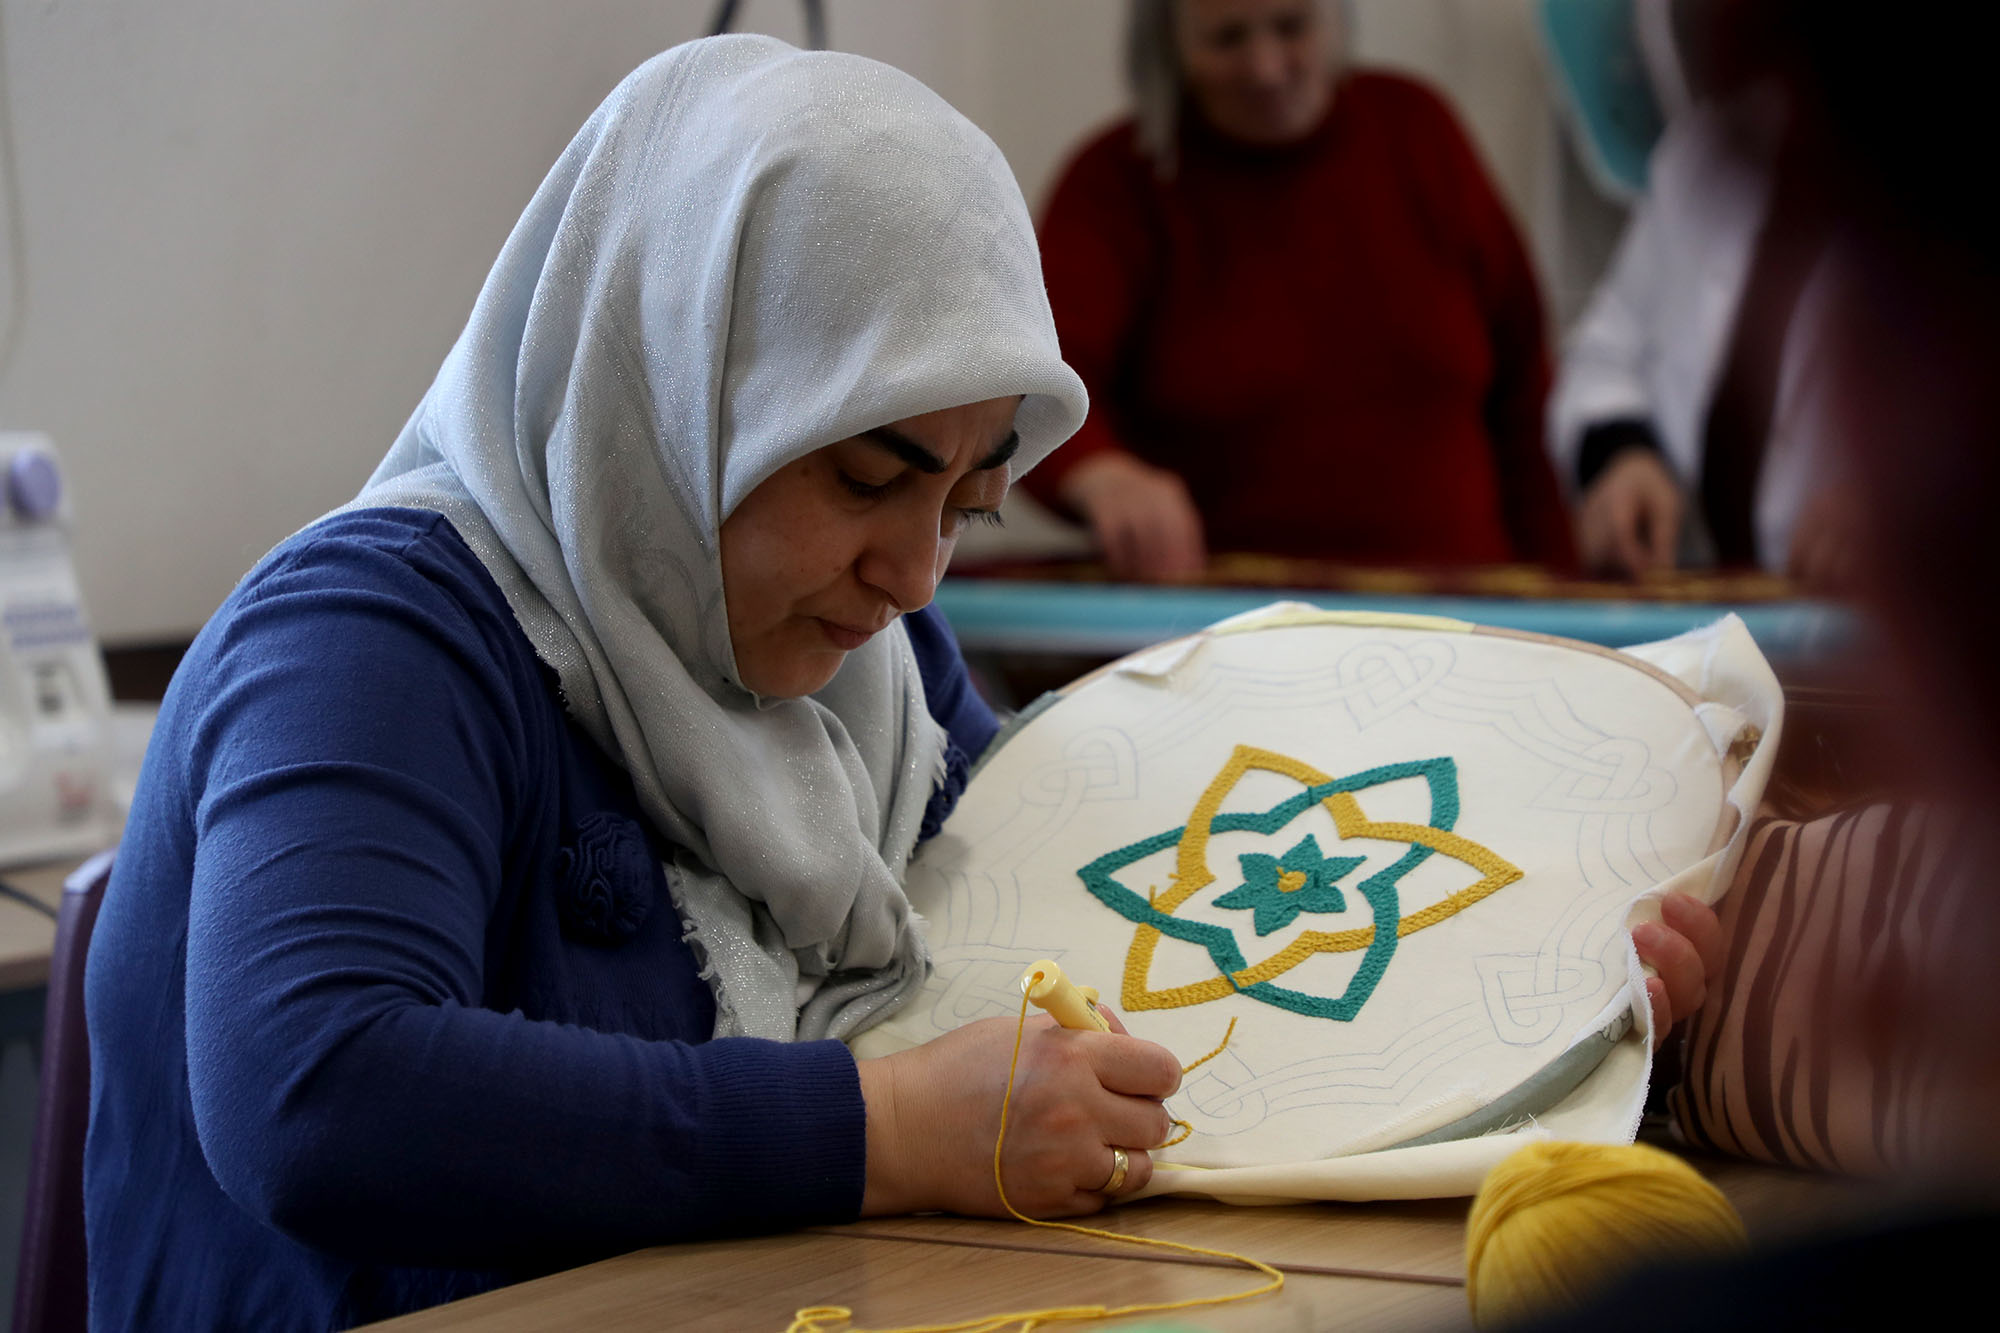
[1214,834,1362,936]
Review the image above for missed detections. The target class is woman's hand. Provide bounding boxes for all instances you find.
[1058,451,1208,583]
[1577,449,1684,578]
[1785,482,1866,594]
[1634,891,1726,1046]
[856,1010,1183,1219]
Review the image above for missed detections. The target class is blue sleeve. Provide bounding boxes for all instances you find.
[904,603,998,842]
[178,521,864,1267]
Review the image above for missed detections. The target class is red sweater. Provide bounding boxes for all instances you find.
[1030,72,1576,568]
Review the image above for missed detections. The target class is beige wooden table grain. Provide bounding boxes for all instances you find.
[814,1195,1472,1284]
[359,1229,1463,1332]
[357,1143,1884,1333]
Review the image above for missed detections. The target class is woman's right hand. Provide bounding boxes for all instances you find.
[856,1012,1183,1219]
[1577,449,1684,578]
[1058,451,1208,583]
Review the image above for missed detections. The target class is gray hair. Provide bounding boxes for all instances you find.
[1127,0,1183,174]
[1125,0,1350,177]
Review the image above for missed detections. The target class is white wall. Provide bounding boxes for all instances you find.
[0,0,1610,643]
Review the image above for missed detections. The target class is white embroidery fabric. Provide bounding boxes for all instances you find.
[854,609,1782,1200]
[346,35,1086,1041]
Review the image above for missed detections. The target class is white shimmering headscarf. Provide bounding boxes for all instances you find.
[349,36,1087,1041]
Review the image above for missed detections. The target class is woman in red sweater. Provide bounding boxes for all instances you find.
[1030,0,1576,579]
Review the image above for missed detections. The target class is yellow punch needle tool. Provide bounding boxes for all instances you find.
[1022,958,1111,1032]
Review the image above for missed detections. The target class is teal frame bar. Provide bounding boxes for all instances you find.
[932,579,1854,661]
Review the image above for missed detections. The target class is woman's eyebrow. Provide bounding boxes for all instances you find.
[976,431,1021,472]
[859,427,948,473]
[858,427,1021,473]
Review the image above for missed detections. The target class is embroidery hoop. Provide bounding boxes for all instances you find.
[856,605,1782,1201]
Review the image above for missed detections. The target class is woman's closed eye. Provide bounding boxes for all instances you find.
[837,470,897,500]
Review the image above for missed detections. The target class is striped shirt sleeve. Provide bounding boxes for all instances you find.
[1668,803,1971,1173]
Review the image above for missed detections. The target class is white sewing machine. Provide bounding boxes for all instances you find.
[0,432,117,867]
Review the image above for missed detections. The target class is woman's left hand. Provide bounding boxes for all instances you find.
[1633,892,1726,1046]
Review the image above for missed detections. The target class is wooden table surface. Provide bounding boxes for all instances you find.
[369,1232,1460,1333]
[362,1151,1882,1332]
[816,1197,1473,1284]
[0,859,73,993]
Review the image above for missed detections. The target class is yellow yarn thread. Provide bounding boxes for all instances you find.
[1464,1140,1749,1329]
[1155,1016,1237,1149]
[789,1002,1280,1332]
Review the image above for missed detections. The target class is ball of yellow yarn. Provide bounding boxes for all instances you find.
[1465,1141,1748,1328]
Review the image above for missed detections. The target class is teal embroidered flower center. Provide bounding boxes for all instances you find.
[1214,834,1364,936]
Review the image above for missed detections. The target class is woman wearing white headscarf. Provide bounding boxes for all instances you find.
[84,37,1182,1331]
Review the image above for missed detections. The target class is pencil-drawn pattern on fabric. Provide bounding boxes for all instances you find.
[854,620,1734,1168]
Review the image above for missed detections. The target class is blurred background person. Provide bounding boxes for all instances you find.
[1548,0,1862,588]
[1530,0,2000,1319]
[1025,0,1576,582]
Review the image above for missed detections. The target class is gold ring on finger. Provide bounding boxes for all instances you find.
[1099,1146,1130,1194]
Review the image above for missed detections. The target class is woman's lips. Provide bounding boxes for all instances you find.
[816,618,879,651]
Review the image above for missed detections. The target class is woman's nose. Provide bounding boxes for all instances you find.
[1242,31,1290,88]
[857,515,948,613]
